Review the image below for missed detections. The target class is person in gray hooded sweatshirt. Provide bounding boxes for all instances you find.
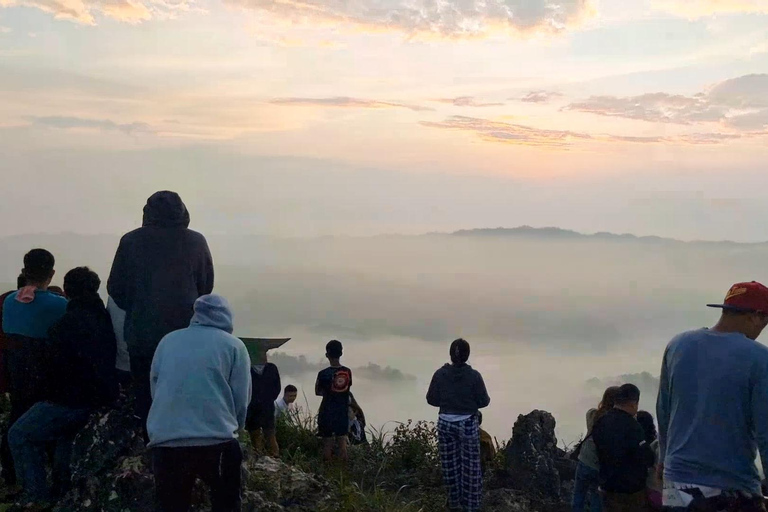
[108,191,214,427]
[147,294,251,512]
[427,338,490,512]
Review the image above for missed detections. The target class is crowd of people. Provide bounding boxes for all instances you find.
[2,190,768,512]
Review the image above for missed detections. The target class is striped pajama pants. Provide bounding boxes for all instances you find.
[438,416,482,512]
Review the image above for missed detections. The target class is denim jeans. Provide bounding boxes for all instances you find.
[573,461,602,512]
[8,402,91,502]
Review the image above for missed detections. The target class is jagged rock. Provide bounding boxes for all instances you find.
[505,410,561,498]
[50,394,331,512]
[243,455,332,510]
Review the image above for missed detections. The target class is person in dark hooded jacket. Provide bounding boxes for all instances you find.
[107,191,214,427]
[427,338,490,512]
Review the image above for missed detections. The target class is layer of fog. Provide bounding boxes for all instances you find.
[2,232,767,444]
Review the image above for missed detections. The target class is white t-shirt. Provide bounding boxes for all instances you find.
[275,397,295,418]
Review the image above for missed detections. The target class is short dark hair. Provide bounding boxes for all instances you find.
[636,411,657,443]
[48,286,64,297]
[63,267,101,300]
[285,385,298,394]
[615,383,641,405]
[477,410,483,425]
[16,273,26,290]
[23,249,55,283]
[326,340,343,359]
[450,338,470,365]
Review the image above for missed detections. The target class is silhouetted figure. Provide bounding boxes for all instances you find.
[246,358,281,458]
[658,282,768,512]
[9,267,117,506]
[0,274,26,394]
[572,386,620,512]
[427,338,490,512]
[315,340,352,463]
[348,392,367,446]
[1,250,67,488]
[635,411,660,510]
[148,295,250,512]
[108,191,214,428]
[592,384,654,512]
[477,412,495,476]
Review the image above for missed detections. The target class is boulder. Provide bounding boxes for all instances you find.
[504,410,561,498]
[51,394,330,512]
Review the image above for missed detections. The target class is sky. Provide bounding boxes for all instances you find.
[1,0,768,240]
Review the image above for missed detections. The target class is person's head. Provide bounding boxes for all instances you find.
[450,338,470,365]
[284,384,298,404]
[190,294,233,334]
[708,281,768,340]
[22,249,55,287]
[636,411,657,443]
[598,386,621,412]
[47,285,64,297]
[614,383,641,416]
[326,340,343,362]
[16,273,26,290]
[63,267,100,300]
[143,191,190,228]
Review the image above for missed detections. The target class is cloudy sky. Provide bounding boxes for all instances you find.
[1,0,767,240]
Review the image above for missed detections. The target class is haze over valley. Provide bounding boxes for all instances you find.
[2,227,764,443]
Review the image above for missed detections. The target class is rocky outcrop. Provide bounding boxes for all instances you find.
[504,410,571,499]
[52,395,331,512]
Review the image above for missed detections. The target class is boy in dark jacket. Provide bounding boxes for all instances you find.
[9,267,117,506]
[427,338,490,512]
[107,191,214,426]
[246,361,281,457]
[315,340,352,463]
[592,383,654,512]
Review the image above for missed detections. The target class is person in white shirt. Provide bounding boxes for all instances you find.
[274,385,298,419]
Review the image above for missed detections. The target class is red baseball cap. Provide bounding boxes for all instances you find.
[707,281,768,314]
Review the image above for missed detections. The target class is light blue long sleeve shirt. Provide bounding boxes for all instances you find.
[657,328,768,494]
[147,294,251,448]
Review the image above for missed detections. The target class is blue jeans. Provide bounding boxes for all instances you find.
[8,402,91,502]
[572,461,602,512]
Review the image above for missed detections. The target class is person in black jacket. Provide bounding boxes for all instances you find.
[9,267,117,506]
[592,383,654,512]
[426,338,490,512]
[107,191,214,427]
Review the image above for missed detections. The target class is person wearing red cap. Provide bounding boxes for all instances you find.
[657,281,768,512]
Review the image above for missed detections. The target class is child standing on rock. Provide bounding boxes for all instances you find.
[315,340,353,463]
[427,338,491,512]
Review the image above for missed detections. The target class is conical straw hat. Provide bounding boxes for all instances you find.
[239,337,290,364]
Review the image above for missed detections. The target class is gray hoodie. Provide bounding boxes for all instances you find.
[147,294,251,448]
[426,363,490,416]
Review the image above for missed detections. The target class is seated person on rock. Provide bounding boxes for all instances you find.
[148,294,251,512]
[8,267,117,506]
[2,249,68,490]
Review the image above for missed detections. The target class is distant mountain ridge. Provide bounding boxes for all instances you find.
[448,226,765,245]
